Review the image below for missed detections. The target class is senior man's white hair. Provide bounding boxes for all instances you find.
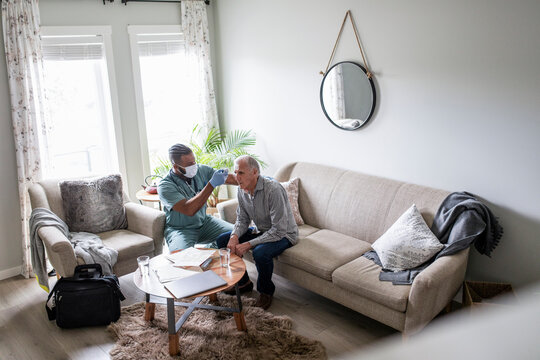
[235,155,260,173]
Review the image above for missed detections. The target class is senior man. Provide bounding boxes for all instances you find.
[216,155,298,309]
[158,144,237,252]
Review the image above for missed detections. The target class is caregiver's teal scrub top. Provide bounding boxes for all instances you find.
[158,165,216,230]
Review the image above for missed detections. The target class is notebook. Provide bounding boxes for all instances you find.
[164,270,227,299]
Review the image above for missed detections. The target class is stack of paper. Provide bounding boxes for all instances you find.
[153,264,199,283]
[165,247,217,267]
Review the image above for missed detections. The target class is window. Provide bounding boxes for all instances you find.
[128,25,197,176]
[41,26,124,179]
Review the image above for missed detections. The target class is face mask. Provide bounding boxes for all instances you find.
[181,164,198,178]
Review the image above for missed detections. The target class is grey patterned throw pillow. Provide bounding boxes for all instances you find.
[60,174,128,233]
[372,204,443,271]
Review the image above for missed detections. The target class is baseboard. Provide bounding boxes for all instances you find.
[0,266,22,281]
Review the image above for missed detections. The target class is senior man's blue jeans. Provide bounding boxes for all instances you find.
[216,229,292,296]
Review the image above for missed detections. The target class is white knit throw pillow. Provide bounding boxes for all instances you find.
[372,204,443,271]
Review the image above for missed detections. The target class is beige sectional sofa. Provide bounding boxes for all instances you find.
[217,162,469,334]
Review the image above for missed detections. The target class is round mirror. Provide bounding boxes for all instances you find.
[320,61,376,130]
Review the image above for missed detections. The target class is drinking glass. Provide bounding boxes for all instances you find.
[137,255,150,276]
[219,248,230,268]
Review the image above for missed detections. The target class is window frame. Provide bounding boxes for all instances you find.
[127,24,184,177]
[41,25,128,185]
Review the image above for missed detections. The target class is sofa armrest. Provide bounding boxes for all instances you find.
[124,202,166,256]
[217,199,238,224]
[37,226,78,278]
[404,247,469,334]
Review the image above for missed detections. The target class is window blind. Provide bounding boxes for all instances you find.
[42,36,104,61]
[135,32,183,57]
[137,40,183,57]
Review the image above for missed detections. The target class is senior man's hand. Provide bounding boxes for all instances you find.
[227,234,239,254]
[235,242,252,257]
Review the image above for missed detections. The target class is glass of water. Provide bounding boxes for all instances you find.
[219,248,230,268]
[137,255,150,276]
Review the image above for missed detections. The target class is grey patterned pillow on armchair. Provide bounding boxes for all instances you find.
[60,174,128,233]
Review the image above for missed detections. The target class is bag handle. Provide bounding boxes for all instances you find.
[74,264,103,279]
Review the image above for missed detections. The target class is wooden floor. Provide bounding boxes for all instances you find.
[0,261,400,359]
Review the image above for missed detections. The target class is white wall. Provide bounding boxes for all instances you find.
[212,0,540,287]
[0,0,182,276]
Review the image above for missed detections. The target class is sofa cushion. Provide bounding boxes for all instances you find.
[382,183,449,232]
[99,229,154,263]
[325,171,402,243]
[278,229,372,280]
[372,204,444,271]
[283,162,347,229]
[332,256,411,312]
[298,224,319,239]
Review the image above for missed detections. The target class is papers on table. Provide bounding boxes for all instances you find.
[165,247,217,267]
[153,264,199,283]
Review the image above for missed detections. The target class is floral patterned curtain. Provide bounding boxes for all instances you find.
[181,0,219,139]
[328,65,346,120]
[1,0,49,278]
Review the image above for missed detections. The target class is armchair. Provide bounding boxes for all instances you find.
[28,178,166,278]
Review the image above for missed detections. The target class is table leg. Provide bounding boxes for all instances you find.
[144,303,155,321]
[233,311,247,331]
[234,283,247,331]
[209,293,218,302]
[167,298,179,356]
[144,293,155,321]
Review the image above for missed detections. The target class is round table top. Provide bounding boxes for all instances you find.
[133,249,246,299]
[135,189,160,202]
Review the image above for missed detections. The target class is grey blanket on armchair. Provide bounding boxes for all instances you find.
[29,208,118,291]
[364,191,504,285]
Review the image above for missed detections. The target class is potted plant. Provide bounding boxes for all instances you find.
[152,125,266,210]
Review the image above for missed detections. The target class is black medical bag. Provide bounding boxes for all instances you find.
[46,264,125,328]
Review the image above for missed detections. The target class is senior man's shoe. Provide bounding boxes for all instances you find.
[223,280,253,295]
[255,293,273,310]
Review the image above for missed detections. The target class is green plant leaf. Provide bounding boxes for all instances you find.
[152,156,172,177]
[187,125,266,171]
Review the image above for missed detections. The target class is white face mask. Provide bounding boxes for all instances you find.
[182,164,198,178]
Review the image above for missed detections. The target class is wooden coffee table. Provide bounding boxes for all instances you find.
[133,250,247,356]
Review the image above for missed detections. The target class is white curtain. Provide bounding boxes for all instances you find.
[329,65,346,119]
[2,0,49,278]
[181,0,219,140]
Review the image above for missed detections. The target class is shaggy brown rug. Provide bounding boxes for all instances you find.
[108,294,327,359]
